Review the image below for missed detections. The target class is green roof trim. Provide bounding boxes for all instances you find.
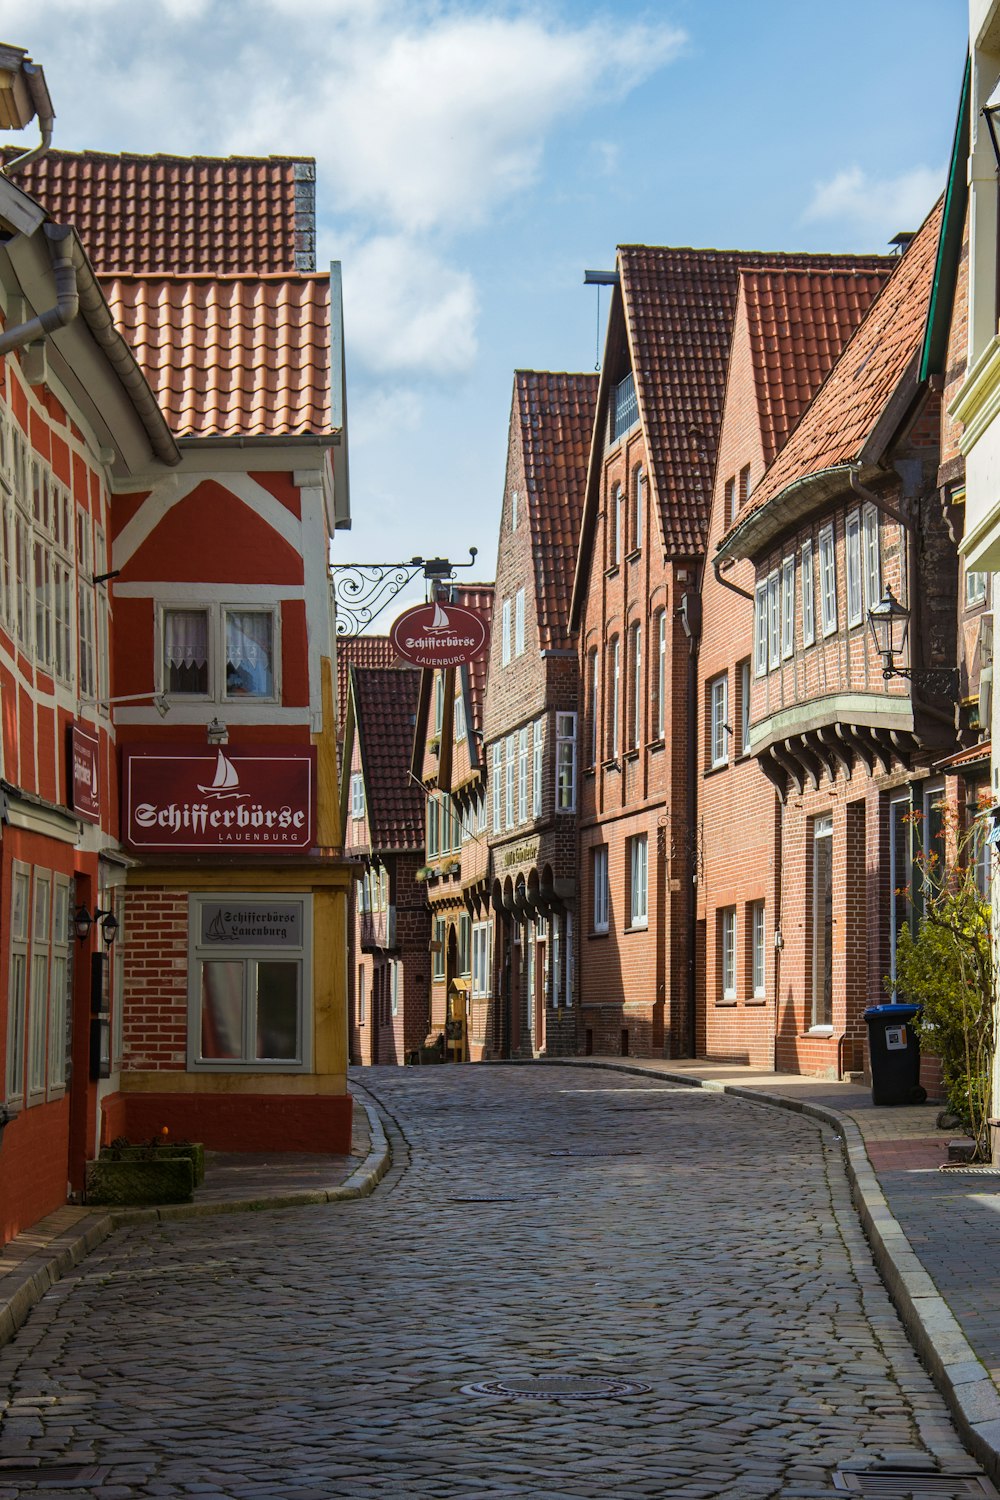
[920,52,971,381]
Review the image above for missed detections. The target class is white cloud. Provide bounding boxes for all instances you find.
[803,164,944,239]
[348,384,424,448]
[341,235,478,377]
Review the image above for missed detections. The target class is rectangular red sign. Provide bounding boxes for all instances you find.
[69,723,101,825]
[122,746,316,854]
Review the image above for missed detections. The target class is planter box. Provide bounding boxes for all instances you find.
[100,1142,205,1186]
[86,1156,194,1206]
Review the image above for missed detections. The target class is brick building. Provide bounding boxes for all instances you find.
[341,662,428,1065]
[411,585,493,1061]
[569,244,895,1061]
[713,199,977,1081]
[697,261,891,1067]
[483,370,597,1058]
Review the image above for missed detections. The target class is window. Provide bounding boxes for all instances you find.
[472,921,493,998]
[656,611,666,739]
[505,734,515,830]
[428,793,439,858]
[818,525,837,636]
[801,538,815,647]
[609,486,622,568]
[454,690,466,742]
[357,965,366,1025]
[846,509,862,627]
[888,794,912,985]
[751,901,766,998]
[511,489,518,531]
[593,846,609,933]
[515,587,525,656]
[556,713,577,812]
[27,873,51,1099]
[433,917,446,980]
[630,622,642,749]
[533,718,544,818]
[77,509,95,698]
[739,659,751,756]
[190,896,310,1070]
[863,503,881,607]
[612,370,638,441]
[588,648,600,765]
[629,835,648,929]
[518,726,529,824]
[724,476,737,529]
[433,672,444,734]
[754,582,768,677]
[811,815,833,1028]
[767,570,780,670]
[565,910,574,1007]
[163,608,210,696]
[967,568,989,607]
[5,863,29,1104]
[552,913,561,1009]
[709,673,728,769]
[720,908,736,1001]
[501,599,512,667]
[49,878,70,1093]
[739,464,752,506]
[632,468,644,550]
[781,556,795,658]
[351,772,364,820]
[492,743,502,832]
[608,637,620,758]
[459,913,471,977]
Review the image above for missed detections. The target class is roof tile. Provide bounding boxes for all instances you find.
[337,636,404,734]
[353,666,424,851]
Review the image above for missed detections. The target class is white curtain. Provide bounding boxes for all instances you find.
[164,610,208,670]
[226,611,273,696]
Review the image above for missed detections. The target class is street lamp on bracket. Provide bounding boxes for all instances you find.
[867,585,960,698]
[330,548,479,638]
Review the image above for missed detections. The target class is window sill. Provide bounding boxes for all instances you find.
[748,996,767,1007]
[648,737,665,752]
[624,921,648,934]
[605,565,621,580]
[602,758,622,773]
[626,548,642,564]
[806,1025,834,1036]
[703,761,730,777]
[715,999,737,1008]
[624,748,640,763]
[590,928,610,940]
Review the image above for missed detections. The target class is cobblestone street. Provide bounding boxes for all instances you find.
[0,1067,987,1498]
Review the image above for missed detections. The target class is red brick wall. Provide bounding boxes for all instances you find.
[122,889,189,1069]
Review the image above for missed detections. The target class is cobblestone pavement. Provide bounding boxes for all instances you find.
[0,1067,988,1499]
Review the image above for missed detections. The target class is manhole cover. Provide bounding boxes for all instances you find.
[460,1375,651,1400]
[833,1467,997,1495]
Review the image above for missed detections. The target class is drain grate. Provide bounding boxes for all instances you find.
[0,1464,110,1488]
[448,1195,527,1203]
[833,1466,997,1495]
[461,1374,651,1400]
[547,1149,642,1158]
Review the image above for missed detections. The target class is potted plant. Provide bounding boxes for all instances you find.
[87,1129,204,1205]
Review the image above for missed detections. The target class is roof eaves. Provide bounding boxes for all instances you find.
[570,281,624,629]
[715,462,875,563]
[920,53,971,382]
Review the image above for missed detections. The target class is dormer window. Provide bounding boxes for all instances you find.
[611,371,638,442]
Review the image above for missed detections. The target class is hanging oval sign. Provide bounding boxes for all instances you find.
[390,600,490,669]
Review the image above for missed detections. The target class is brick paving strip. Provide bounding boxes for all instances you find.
[0,1097,389,1352]
[535,1056,1000,1489]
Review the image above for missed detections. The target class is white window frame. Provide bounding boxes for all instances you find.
[188,894,312,1073]
[754,582,768,677]
[629,834,648,930]
[505,734,515,830]
[863,502,881,608]
[565,910,574,1007]
[492,743,502,833]
[589,648,600,765]
[351,772,364,821]
[710,673,728,769]
[801,538,815,647]
[720,908,737,1000]
[454,689,466,743]
[751,901,766,998]
[781,556,795,658]
[656,610,666,739]
[818,525,837,637]
[357,965,366,1025]
[609,636,620,758]
[518,725,529,825]
[501,599,512,667]
[515,587,525,656]
[631,622,642,749]
[610,486,622,568]
[967,567,988,607]
[767,570,780,670]
[740,659,751,756]
[27,871,51,1103]
[846,508,863,627]
[49,876,71,1095]
[533,718,544,818]
[556,712,577,813]
[593,846,609,934]
[390,961,399,1017]
[632,468,644,550]
[5,862,30,1106]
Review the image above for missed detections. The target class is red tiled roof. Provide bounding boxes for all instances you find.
[515,371,599,649]
[742,267,892,469]
[453,584,494,731]
[102,273,332,439]
[337,636,403,734]
[729,201,943,531]
[353,666,424,851]
[618,245,895,556]
[6,149,314,274]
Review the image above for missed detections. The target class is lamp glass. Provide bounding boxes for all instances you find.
[868,585,909,665]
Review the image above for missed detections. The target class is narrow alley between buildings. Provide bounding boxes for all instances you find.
[0,1066,987,1499]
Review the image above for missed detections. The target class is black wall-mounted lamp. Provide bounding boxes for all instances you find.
[74,904,119,944]
[867,586,960,698]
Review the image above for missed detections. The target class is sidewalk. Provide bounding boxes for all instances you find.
[0,1095,389,1352]
[544,1055,1000,1486]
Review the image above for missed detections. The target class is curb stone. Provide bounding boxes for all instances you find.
[529,1056,1000,1487]
[0,1100,391,1353]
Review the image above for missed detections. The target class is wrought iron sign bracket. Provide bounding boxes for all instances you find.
[330,548,478,638]
[881,665,961,699]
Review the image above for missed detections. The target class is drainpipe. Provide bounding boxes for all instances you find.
[3,62,55,175]
[680,585,702,1058]
[0,223,77,355]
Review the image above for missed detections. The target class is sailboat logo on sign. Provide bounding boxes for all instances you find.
[197,750,244,801]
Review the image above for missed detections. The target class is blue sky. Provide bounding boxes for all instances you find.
[11,0,969,625]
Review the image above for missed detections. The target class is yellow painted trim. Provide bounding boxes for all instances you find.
[126,864,352,891]
[121,1071,347,1095]
[313,885,347,1075]
[313,654,342,847]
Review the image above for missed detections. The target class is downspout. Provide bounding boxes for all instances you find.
[0,222,77,355]
[712,554,754,603]
[680,585,702,1058]
[3,63,54,175]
